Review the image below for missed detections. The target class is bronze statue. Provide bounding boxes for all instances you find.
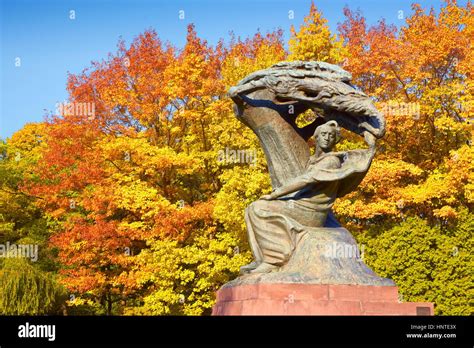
[227,61,393,286]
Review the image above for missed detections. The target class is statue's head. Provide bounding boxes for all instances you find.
[314,120,341,152]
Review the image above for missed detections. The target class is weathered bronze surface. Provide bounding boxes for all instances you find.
[227,61,394,287]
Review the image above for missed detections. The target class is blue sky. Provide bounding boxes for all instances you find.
[0,0,451,139]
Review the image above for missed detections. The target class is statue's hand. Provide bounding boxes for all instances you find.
[363,131,376,148]
[260,194,274,200]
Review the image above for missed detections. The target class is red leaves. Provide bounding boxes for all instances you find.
[150,200,215,241]
[51,218,130,293]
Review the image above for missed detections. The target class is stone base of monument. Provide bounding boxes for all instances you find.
[212,283,434,315]
[212,227,434,316]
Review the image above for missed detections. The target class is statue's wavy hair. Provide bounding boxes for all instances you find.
[314,120,341,144]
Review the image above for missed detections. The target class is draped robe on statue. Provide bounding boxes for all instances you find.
[245,149,375,266]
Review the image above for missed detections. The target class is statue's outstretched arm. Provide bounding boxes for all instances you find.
[260,154,342,200]
[261,178,313,200]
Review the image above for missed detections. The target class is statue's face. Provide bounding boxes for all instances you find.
[317,127,337,151]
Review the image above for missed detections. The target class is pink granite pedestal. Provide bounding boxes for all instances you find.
[212,283,434,315]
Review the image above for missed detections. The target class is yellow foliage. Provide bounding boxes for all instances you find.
[288,2,347,64]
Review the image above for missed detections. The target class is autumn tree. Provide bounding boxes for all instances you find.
[0,124,66,315]
[334,1,473,225]
[288,2,346,63]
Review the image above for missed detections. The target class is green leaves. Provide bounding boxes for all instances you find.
[357,210,473,315]
[0,258,66,315]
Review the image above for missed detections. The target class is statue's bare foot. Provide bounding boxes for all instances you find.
[249,262,279,274]
[240,261,259,275]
